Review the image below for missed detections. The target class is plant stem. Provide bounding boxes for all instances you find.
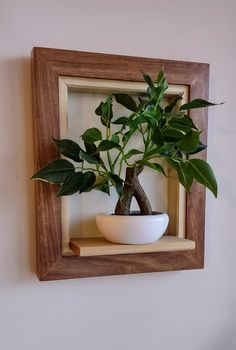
[115,166,152,215]
[107,150,113,173]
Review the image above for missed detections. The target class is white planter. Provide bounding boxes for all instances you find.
[96,212,169,245]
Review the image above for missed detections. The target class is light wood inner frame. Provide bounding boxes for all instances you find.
[32,47,209,281]
[59,76,188,255]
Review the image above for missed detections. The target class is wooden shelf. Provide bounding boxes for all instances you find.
[70,236,195,257]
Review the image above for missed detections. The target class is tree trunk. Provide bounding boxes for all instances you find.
[114,166,152,215]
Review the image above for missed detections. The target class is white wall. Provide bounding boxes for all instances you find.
[1,1,236,349]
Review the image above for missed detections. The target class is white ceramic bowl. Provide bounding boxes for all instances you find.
[96,212,169,245]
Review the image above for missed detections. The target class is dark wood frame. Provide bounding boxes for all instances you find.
[32,47,209,281]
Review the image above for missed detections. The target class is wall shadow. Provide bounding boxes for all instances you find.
[1,56,37,284]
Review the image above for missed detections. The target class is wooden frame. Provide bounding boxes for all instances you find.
[32,47,209,281]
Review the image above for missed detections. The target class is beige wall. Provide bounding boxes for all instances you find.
[1,1,236,349]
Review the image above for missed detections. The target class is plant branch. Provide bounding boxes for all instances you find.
[115,166,152,215]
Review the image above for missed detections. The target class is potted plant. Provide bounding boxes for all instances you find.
[32,70,219,244]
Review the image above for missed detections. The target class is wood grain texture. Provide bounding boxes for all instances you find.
[70,236,195,257]
[32,47,209,280]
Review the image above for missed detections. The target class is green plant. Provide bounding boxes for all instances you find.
[32,70,220,215]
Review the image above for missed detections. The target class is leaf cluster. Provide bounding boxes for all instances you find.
[32,70,221,198]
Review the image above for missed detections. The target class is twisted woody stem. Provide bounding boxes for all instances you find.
[114,166,152,215]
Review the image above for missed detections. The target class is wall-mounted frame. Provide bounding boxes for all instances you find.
[32,47,209,281]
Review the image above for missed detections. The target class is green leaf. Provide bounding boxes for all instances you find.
[114,93,137,112]
[97,140,121,152]
[79,171,96,193]
[167,159,193,191]
[129,115,146,128]
[168,122,192,134]
[79,150,100,164]
[84,142,97,155]
[151,85,168,107]
[156,69,166,85]
[81,128,102,144]
[130,113,156,129]
[101,97,111,118]
[112,116,129,125]
[111,134,119,144]
[122,131,131,143]
[136,100,148,112]
[178,130,200,153]
[163,128,185,142]
[142,72,154,86]
[124,149,143,159]
[145,147,159,159]
[53,138,82,162]
[142,110,161,121]
[180,99,223,111]
[84,142,101,163]
[31,159,74,184]
[95,95,113,127]
[136,160,166,176]
[142,72,154,87]
[175,161,194,191]
[152,125,164,147]
[156,143,175,157]
[165,94,183,113]
[187,159,218,197]
[142,70,167,106]
[148,70,168,107]
[109,173,123,197]
[101,94,113,126]
[58,172,84,196]
[95,180,110,195]
[169,116,198,130]
[188,142,207,155]
[95,101,103,116]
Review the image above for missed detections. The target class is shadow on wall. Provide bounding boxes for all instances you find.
[1,56,36,283]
